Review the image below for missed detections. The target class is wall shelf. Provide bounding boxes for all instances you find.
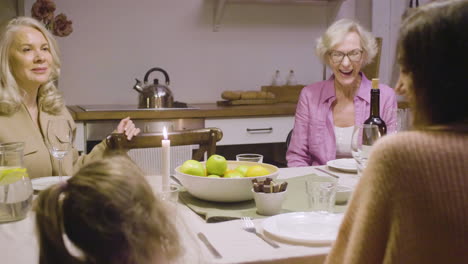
[213,0,344,31]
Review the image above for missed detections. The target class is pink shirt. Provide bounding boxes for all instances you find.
[286,74,397,167]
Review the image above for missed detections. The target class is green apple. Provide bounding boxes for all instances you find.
[234,165,249,176]
[180,160,205,177]
[207,175,221,178]
[224,170,243,178]
[206,154,227,176]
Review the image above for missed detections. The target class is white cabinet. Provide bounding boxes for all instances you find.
[213,0,345,31]
[206,116,294,145]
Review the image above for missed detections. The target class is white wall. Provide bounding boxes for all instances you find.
[21,0,379,106]
[372,0,433,100]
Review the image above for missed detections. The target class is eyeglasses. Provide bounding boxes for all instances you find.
[329,49,363,64]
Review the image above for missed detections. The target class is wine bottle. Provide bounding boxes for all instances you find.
[364,78,387,136]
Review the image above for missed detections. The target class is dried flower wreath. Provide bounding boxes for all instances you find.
[31,0,73,37]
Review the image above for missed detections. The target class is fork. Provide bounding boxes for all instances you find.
[241,217,280,248]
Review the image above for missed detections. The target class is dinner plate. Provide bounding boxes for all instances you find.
[31,176,71,191]
[262,212,344,245]
[326,158,357,173]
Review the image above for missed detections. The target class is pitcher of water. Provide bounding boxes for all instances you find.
[0,142,33,222]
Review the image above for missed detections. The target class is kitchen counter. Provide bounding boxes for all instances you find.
[70,101,409,162]
[67,103,298,121]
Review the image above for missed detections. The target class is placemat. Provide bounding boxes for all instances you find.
[179,174,346,223]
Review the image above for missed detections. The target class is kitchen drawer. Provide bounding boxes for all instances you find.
[206,116,294,145]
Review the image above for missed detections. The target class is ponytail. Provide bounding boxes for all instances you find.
[35,183,82,264]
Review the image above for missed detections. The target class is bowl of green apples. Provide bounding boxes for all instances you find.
[174,155,279,202]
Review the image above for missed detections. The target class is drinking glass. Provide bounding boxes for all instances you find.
[351,124,382,176]
[46,120,73,182]
[236,154,263,163]
[155,184,180,222]
[306,180,337,214]
[388,108,409,134]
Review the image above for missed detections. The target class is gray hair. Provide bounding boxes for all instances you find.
[316,19,378,67]
[0,16,63,115]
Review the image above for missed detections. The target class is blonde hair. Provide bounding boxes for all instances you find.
[0,16,63,115]
[35,155,181,264]
[316,18,378,67]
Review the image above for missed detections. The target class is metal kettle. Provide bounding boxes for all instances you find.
[133,67,174,108]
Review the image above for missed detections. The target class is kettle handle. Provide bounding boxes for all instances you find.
[143,67,170,85]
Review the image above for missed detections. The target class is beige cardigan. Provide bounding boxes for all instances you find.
[325,129,468,263]
[0,103,107,179]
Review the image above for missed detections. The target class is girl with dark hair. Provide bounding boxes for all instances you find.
[326,1,468,263]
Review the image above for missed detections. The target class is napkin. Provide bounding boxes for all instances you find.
[179,174,346,223]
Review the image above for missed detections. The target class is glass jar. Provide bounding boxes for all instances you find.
[0,142,33,222]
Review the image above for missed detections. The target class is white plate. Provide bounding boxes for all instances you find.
[326,158,357,173]
[31,176,71,191]
[262,212,344,245]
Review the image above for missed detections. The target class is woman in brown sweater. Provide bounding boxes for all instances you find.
[326,1,468,263]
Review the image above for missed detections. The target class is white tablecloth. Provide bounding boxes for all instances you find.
[0,166,358,264]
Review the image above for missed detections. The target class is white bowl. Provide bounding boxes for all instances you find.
[335,185,353,204]
[252,188,288,216]
[174,161,279,202]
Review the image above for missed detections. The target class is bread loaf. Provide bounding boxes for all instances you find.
[240,91,258,100]
[258,91,275,99]
[221,91,241,100]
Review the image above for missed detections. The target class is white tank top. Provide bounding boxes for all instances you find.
[334,125,354,159]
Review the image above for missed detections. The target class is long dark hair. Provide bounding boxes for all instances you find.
[35,155,181,264]
[397,0,468,127]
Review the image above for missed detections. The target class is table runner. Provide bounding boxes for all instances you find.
[179,174,346,223]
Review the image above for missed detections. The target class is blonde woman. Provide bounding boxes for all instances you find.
[286,19,397,167]
[0,17,140,178]
[35,155,181,264]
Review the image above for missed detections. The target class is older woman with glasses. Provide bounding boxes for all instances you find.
[286,19,397,167]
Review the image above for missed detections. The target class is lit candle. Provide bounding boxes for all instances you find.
[162,126,170,192]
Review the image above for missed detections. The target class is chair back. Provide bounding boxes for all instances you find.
[286,129,293,149]
[106,127,223,161]
[361,37,383,80]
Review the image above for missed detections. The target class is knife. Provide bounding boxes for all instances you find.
[197,232,222,259]
[315,167,340,179]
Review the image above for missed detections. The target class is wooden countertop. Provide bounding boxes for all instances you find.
[68,101,409,121]
[67,103,298,121]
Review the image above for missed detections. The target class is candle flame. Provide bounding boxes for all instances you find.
[163,126,168,140]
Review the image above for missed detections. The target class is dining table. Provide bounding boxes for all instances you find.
[0,165,359,264]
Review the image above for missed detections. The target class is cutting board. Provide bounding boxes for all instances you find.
[217,99,277,106]
[261,85,305,103]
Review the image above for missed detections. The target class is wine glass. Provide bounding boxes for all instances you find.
[46,119,73,181]
[351,124,382,177]
[388,108,406,135]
